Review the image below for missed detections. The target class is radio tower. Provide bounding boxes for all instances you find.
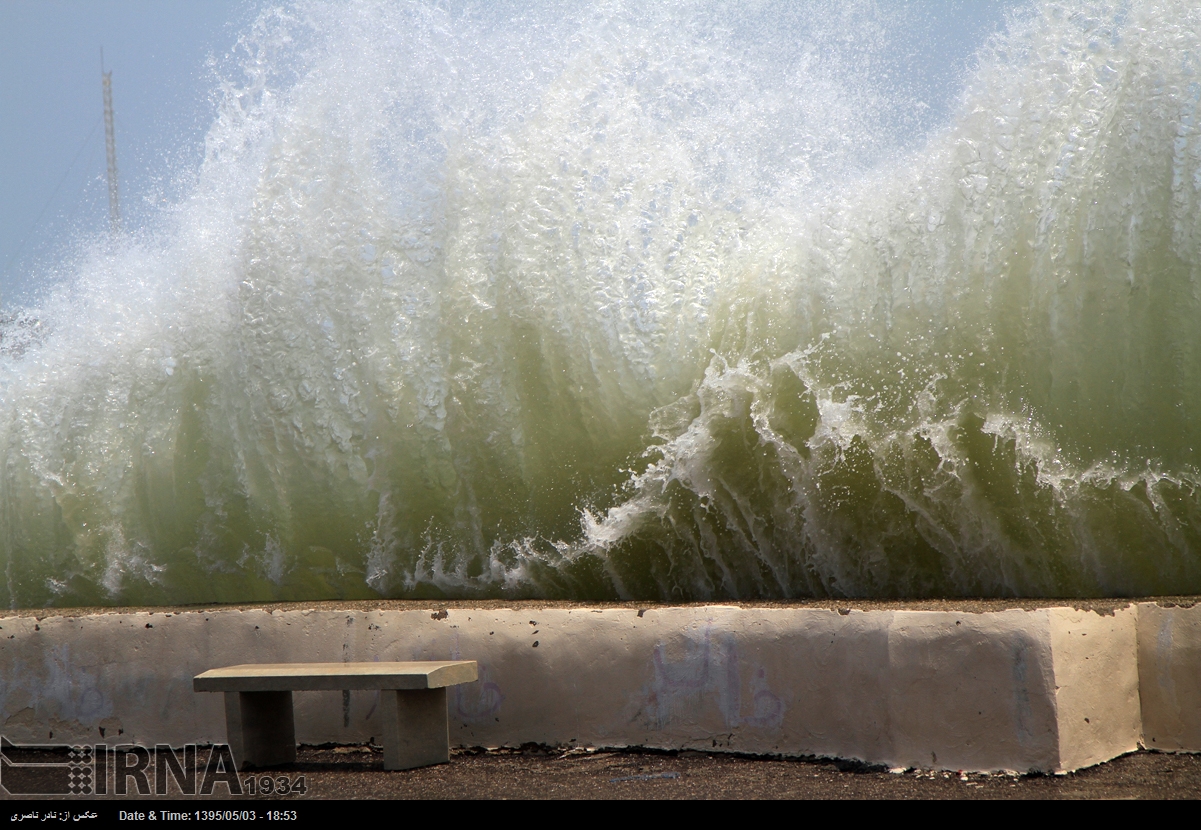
[102,49,120,234]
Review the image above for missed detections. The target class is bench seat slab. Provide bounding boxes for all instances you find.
[194,661,477,693]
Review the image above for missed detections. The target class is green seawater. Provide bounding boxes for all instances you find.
[3,0,1201,606]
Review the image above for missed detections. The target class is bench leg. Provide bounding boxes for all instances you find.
[380,688,449,770]
[224,691,297,770]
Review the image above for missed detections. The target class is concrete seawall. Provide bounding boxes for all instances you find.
[1,601,1197,773]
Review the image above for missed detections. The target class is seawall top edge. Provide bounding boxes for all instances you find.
[2,596,1196,619]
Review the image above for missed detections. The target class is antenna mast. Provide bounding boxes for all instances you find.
[102,49,120,234]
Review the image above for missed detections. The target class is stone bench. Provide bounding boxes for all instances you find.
[194,661,478,771]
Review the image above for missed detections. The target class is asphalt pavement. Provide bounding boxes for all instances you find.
[6,744,1197,801]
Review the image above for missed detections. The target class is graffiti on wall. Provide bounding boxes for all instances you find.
[637,621,783,733]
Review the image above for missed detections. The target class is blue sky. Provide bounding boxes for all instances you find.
[0,0,256,304]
